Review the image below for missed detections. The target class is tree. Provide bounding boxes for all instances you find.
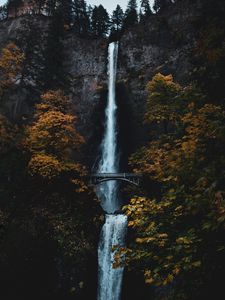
[0,114,16,154]
[153,0,172,13]
[73,0,91,37]
[0,4,7,20]
[145,73,182,133]
[60,0,73,26]
[0,43,24,93]
[42,8,66,89]
[117,75,225,299]
[17,16,44,86]
[123,0,138,29]
[26,90,85,185]
[140,0,152,23]
[6,0,22,18]
[91,5,109,38]
[45,0,56,16]
[111,5,124,31]
[109,5,124,41]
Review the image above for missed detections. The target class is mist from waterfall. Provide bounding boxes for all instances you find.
[97,42,127,300]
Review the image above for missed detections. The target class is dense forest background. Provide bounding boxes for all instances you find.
[0,0,225,299]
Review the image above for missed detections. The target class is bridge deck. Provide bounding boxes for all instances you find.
[90,173,142,186]
[91,173,142,178]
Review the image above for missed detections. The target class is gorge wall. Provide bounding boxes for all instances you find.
[0,0,203,163]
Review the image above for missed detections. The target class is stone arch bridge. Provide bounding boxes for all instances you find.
[90,173,142,187]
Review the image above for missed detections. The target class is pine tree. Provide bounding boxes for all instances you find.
[6,0,22,17]
[123,0,138,29]
[60,0,73,26]
[0,4,7,20]
[73,0,90,37]
[36,0,45,14]
[109,5,124,41]
[111,5,124,31]
[42,8,66,89]
[140,0,152,23]
[17,16,44,86]
[91,5,109,38]
[153,0,172,13]
[45,0,56,16]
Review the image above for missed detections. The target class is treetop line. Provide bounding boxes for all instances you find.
[0,0,175,38]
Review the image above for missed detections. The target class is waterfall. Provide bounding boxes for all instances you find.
[97,42,127,300]
[97,42,120,214]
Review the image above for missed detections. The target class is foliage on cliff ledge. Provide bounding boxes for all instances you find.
[122,74,225,299]
[0,43,24,94]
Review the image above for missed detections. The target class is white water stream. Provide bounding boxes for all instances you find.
[97,42,127,300]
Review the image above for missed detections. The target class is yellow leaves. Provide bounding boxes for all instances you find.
[163,274,174,285]
[146,73,181,94]
[145,277,154,284]
[181,140,197,153]
[37,90,72,114]
[126,72,225,290]
[0,43,24,89]
[136,237,156,244]
[128,220,135,227]
[26,110,84,155]
[145,73,183,125]
[26,89,86,182]
[29,153,62,179]
[172,267,181,275]
[176,237,193,245]
[192,261,201,268]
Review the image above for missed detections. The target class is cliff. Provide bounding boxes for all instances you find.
[0,0,204,164]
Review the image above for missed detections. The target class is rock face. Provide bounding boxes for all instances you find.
[0,0,203,161]
[117,0,203,152]
[64,36,108,139]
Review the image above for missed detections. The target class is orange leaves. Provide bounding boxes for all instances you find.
[25,89,86,187]
[0,43,24,90]
[126,73,225,290]
[37,90,72,114]
[26,110,84,155]
[29,153,62,179]
[145,73,182,125]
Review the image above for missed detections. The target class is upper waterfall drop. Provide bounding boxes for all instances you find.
[97,42,120,214]
[97,42,127,300]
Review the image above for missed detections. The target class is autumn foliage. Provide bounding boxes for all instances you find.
[122,74,225,297]
[0,43,24,92]
[25,90,86,189]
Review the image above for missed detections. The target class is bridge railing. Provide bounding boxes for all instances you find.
[90,173,142,178]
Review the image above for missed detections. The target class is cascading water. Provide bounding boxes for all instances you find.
[97,42,127,300]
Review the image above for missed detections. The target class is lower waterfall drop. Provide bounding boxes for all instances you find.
[97,42,127,300]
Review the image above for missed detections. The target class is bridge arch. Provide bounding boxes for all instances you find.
[90,173,142,187]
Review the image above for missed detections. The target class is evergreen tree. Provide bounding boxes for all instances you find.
[111,5,124,31]
[0,4,7,20]
[60,0,73,26]
[91,5,109,38]
[153,0,172,13]
[33,0,45,14]
[45,0,56,16]
[109,5,124,41]
[6,0,22,17]
[73,0,90,37]
[140,0,152,23]
[42,8,66,89]
[17,16,44,86]
[123,0,138,29]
